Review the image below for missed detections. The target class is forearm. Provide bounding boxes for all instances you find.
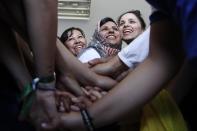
[111,56,129,78]
[4,56,32,91]
[23,0,57,77]
[89,57,176,127]
[58,74,84,96]
[166,60,191,103]
[92,56,129,77]
[56,41,96,85]
[15,32,35,75]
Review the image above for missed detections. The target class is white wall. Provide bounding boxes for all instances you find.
[58,0,151,42]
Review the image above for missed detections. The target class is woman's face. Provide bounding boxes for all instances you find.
[118,13,144,44]
[99,21,122,45]
[64,29,87,55]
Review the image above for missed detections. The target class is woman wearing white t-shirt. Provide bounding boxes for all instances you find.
[117,10,148,70]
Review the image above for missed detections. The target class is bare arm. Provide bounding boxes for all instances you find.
[22,0,59,129]
[15,32,35,75]
[90,56,129,78]
[23,0,57,77]
[1,0,59,130]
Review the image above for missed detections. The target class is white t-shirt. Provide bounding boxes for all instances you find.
[118,26,150,69]
[78,48,101,63]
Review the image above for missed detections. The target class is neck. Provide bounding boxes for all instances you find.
[125,39,134,45]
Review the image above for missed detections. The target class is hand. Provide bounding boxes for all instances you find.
[84,86,107,102]
[29,90,60,130]
[71,95,93,111]
[57,74,84,96]
[92,74,117,90]
[87,57,111,68]
[90,56,128,78]
[88,58,113,76]
[115,69,131,82]
[55,90,92,112]
[55,90,74,112]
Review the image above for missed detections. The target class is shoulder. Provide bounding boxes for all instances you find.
[78,47,101,63]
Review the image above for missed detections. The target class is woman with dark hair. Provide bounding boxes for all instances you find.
[117,10,146,45]
[60,27,87,56]
[78,17,122,63]
[116,10,149,70]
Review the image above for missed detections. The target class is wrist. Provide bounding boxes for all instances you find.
[32,73,56,91]
[37,80,56,91]
[111,56,128,75]
[39,73,56,83]
[60,112,86,131]
[19,74,56,120]
[113,56,128,71]
[80,108,95,131]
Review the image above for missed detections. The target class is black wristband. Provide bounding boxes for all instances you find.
[32,73,56,91]
[39,73,56,83]
[80,109,95,131]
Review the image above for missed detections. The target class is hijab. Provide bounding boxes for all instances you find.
[85,17,122,57]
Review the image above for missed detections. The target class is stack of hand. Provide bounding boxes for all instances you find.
[55,86,108,113]
[19,57,127,131]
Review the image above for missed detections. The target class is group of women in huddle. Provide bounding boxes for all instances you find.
[55,9,187,131]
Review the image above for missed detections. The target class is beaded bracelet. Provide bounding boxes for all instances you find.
[80,109,95,131]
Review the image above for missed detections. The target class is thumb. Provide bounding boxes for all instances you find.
[41,117,60,130]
